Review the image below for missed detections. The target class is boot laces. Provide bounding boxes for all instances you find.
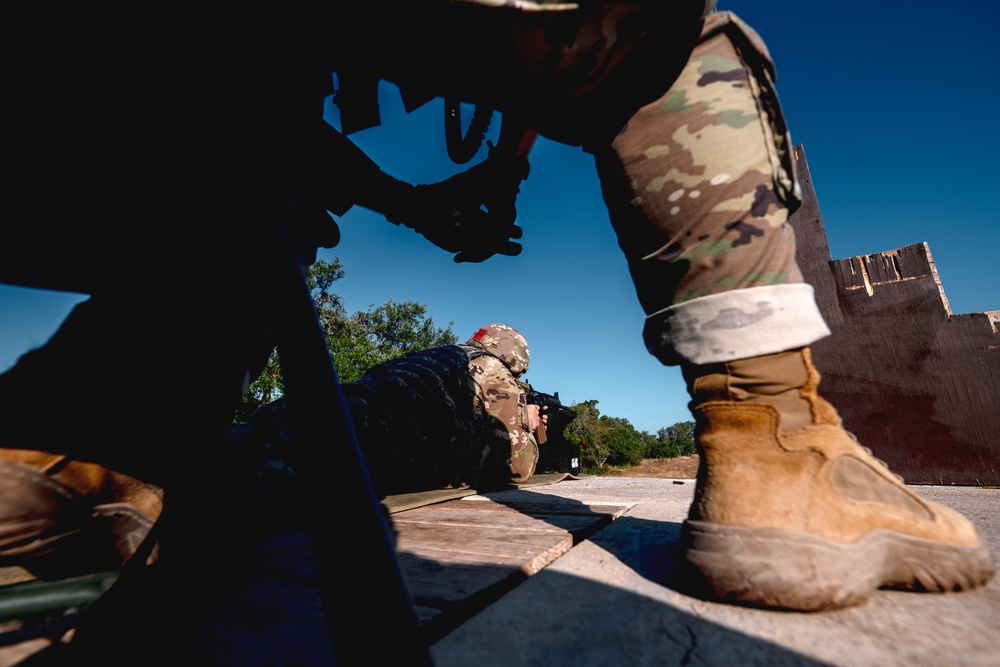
[849,433,905,483]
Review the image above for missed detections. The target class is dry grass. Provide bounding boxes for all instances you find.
[600,455,700,479]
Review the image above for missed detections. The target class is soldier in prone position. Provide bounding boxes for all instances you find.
[237,323,546,497]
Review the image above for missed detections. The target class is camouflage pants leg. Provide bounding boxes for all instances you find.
[591,11,830,366]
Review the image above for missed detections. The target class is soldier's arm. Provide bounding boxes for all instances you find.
[472,357,539,483]
[301,120,526,263]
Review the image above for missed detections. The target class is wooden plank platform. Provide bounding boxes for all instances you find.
[394,497,631,641]
[0,491,631,665]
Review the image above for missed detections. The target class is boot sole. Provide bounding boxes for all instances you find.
[681,520,996,611]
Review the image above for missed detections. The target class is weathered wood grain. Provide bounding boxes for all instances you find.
[0,494,630,663]
[391,498,629,639]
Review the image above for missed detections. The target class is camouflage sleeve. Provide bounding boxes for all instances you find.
[468,355,538,483]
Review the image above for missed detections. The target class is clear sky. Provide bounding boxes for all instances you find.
[2,1,997,435]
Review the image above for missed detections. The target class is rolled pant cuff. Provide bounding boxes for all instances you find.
[643,284,831,366]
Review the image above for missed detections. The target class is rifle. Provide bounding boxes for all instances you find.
[526,388,580,475]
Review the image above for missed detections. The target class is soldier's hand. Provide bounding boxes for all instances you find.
[386,149,529,263]
[527,404,542,432]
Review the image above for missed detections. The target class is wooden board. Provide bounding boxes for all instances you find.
[0,493,631,664]
[392,498,630,639]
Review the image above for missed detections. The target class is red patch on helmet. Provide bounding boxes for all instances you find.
[472,328,488,341]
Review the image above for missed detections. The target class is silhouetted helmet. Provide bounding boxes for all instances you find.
[466,323,530,377]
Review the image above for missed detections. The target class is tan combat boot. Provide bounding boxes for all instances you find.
[0,448,163,578]
[680,348,995,611]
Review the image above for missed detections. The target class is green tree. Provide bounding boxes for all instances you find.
[564,400,610,470]
[236,258,457,421]
[602,415,644,467]
[563,401,647,471]
[658,421,696,456]
[329,301,457,383]
[240,352,284,422]
[640,429,674,459]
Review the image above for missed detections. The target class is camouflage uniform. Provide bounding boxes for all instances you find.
[494,5,833,366]
[587,8,831,366]
[489,1,829,366]
[331,1,833,368]
[341,323,537,495]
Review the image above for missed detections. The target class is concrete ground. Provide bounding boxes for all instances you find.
[430,477,1000,667]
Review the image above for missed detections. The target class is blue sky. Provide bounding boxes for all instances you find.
[2,1,997,435]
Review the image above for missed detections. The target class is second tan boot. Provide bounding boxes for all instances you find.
[0,448,163,578]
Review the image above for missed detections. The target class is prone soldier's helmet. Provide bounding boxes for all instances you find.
[466,323,530,377]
